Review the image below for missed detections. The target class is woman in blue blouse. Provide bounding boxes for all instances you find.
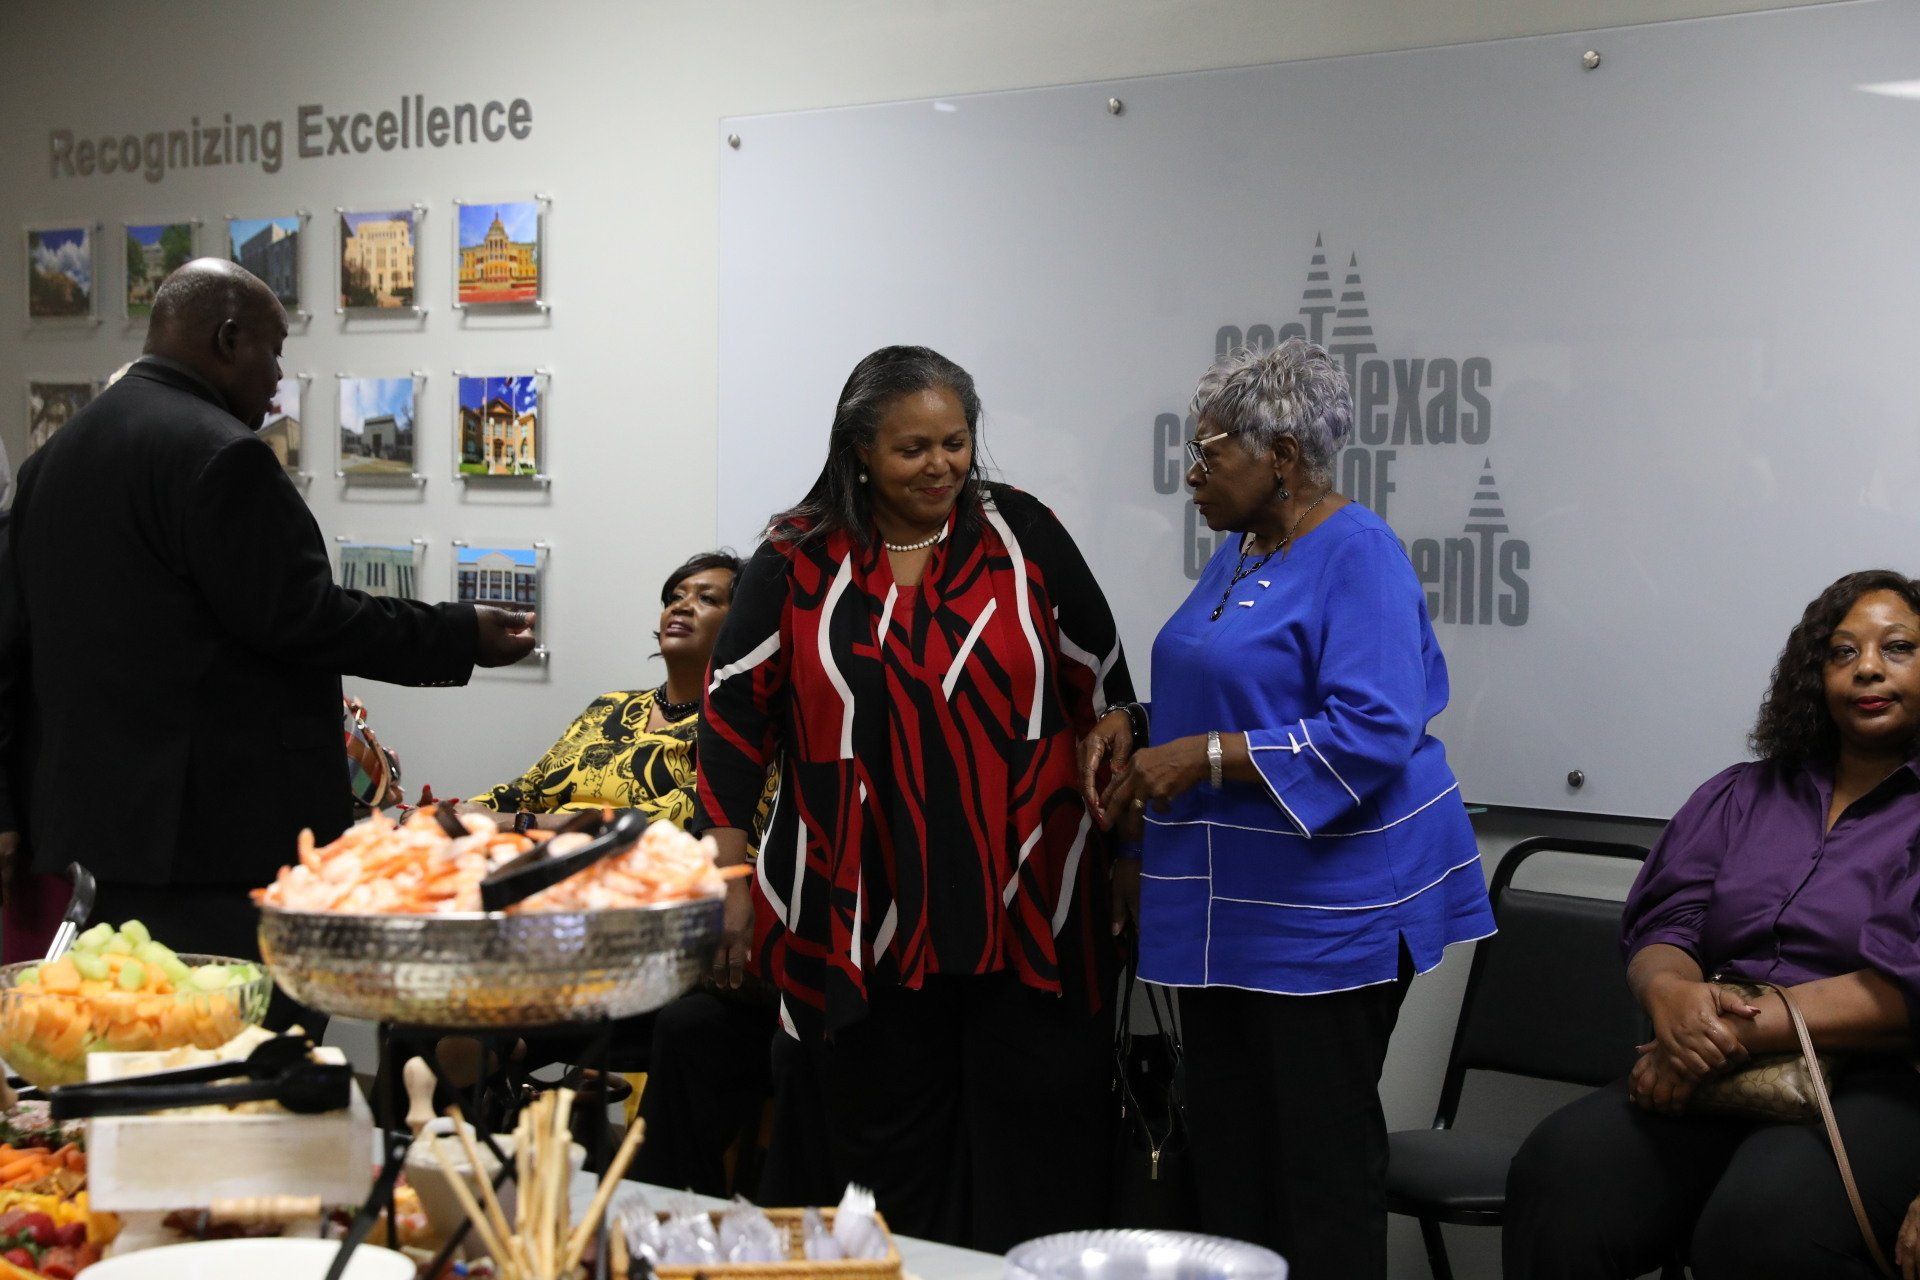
[1086,339,1494,1280]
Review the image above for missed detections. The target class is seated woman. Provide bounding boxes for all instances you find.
[465,550,741,827]
[1505,569,1920,1280]
[459,551,783,1197]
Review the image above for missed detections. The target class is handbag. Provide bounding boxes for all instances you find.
[1108,959,1199,1230]
[1688,980,1894,1279]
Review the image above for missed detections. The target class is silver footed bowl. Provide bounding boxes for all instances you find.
[257,897,722,1028]
[1004,1231,1288,1280]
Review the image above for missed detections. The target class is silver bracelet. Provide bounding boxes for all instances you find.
[1207,731,1224,790]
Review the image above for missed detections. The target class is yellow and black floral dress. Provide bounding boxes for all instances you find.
[475,688,773,842]
[475,688,701,825]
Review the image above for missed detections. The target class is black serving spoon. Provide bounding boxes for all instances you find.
[479,808,649,913]
[54,1034,315,1095]
[49,1060,352,1120]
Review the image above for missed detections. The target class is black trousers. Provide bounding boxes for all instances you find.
[1179,967,1412,1280]
[629,989,775,1198]
[89,880,319,1034]
[801,974,1113,1253]
[1503,1064,1920,1279]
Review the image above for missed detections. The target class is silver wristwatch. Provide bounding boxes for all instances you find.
[1207,731,1224,790]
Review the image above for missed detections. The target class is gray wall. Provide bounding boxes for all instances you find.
[0,2,1830,1274]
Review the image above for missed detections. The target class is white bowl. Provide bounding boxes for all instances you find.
[83,1237,414,1280]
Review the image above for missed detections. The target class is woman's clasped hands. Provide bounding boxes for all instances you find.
[1626,974,1763,1115]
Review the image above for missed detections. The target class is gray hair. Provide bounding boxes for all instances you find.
[1189,338,1353,485]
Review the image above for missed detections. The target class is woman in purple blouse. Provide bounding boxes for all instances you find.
[1505,570,1920,1280]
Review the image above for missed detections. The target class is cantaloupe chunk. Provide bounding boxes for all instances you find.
[38,960,80,994]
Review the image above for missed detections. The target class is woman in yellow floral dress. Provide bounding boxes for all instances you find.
[466,550,740,828]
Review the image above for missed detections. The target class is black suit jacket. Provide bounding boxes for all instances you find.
[3,358,477,886]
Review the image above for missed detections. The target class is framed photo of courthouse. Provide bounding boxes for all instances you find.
[336,538,428,601]
[451,195,548,311]
[24,224,99,324]
[454,369,549,483]
[228,212,307,318]
[337,205,425,317]
[24,378,100,457]
[336,372,425,484]
[123,220,198,320]
[452,540,548,664]
[260,373,310,481]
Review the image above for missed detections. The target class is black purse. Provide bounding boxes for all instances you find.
[1108,959,1199,1230]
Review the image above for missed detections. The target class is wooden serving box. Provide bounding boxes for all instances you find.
[646,1208,902,1280]
[81,1046,374,1210]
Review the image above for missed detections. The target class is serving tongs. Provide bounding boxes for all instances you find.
[478,807,648,913]
[53,1033,315,1096]
[42,862,96,963]
[48,1060,352,1120]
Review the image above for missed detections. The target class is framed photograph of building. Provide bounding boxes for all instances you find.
[453,197,546,309]
[25,379,99,456]
[228,213,305,313]
[25,225,97,322]
[336,373,422,480]
[337,206,423,314]
[260,374,308,477]
[124,221,197,318]
[453,541,547,661]
[456,372,547,479]
[337,539,427,601]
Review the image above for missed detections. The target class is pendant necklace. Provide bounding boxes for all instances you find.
[1209,489,1331,622]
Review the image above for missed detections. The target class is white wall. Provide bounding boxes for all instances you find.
[0,2,1832,1275]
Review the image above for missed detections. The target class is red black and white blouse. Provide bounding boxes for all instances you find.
[695,484,1134,1037]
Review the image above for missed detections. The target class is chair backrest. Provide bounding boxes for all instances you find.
[1431,837,1652,1127]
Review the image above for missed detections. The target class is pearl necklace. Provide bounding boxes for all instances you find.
[883,528,948,553]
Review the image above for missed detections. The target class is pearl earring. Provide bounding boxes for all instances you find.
[858,471,869,484]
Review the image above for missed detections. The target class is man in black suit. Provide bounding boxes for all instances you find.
[0,259,535,962]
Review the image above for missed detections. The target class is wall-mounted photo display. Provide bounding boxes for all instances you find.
[25,225,96,322]
[228,213,305,313]
[260,373,309,477]
[337,206,423,314]
[453,541,548,662]
[456,371,547,479]
[453,197,546,309]
[337,538,427,601]
[25,379,99,456]
[124,221,197,319]
[336,373,423,481]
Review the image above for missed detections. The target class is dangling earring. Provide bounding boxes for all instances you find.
[1276,482,1291,503]
[858,470,869,484]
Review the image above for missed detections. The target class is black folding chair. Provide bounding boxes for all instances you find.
[1386,837,1680,1280]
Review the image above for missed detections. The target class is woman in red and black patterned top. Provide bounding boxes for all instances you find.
[696,346,1134,1251]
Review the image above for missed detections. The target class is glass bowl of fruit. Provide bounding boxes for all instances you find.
[0,922,272,1088]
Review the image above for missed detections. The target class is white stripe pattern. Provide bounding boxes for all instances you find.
[983,501,1046,739]
[1052,616,1121,717]
[1002,824,1045,906]
[1208,853,1485,912]
[818,556,856,759]
[707,631,780,694]
[942,598,998,699]
[1049,812,1095,936]
[1143,781,1461,841]
[1299,721,1360,804]
[876,583,899,645]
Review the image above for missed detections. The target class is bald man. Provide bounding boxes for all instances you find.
[1,259,534,965]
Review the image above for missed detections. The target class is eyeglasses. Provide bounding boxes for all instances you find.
[1184,430,1232,475]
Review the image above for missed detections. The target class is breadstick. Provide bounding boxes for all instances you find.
[560,1118,646,1277]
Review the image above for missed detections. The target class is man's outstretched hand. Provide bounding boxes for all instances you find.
[475,607,537,667]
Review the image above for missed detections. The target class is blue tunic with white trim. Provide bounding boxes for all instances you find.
[1138,502,1494,995]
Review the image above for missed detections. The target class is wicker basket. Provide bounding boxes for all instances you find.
[643,1207,902,1279]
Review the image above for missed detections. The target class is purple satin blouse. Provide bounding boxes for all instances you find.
[1623,758,1920,1002]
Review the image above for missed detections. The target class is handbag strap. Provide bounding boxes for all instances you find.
[1760,981,1894,1279]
